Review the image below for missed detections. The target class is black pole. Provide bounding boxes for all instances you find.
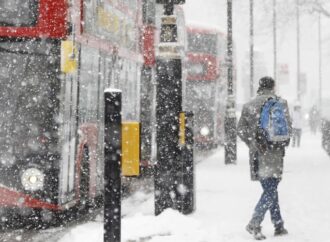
[155,58,182,215]
[104,90,122,242]
[155,0,185,215]
[164,2,174,15]
[224,0,237,164]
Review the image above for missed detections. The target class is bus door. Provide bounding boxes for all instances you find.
[95,52,113,195]
[59,72,79,205]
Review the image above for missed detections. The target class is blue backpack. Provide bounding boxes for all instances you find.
[257,97,290,148]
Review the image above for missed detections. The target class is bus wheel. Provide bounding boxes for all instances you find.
[79,146,90,211]
[39,209,58,228]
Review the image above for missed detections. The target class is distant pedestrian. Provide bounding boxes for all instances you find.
[237,76,292,240]
[309,105,320,134]
[292,104,303,147]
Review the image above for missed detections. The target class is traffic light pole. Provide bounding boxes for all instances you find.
[154,0,185,215]
[225,0,237,164]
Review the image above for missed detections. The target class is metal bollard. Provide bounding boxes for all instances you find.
[104,89,122,242]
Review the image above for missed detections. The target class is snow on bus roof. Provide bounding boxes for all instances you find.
[186,21,225,36]
[104,88,122,93]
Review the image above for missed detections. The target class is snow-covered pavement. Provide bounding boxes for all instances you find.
[59,131,330,242]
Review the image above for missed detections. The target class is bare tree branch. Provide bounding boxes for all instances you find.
[300,0,330,17]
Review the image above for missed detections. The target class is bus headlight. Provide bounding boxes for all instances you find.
[200,126,210,136]
[21,168,45,191]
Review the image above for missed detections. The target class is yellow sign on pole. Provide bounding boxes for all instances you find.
[61,40,77,74]
[122,122,140,176]
[179,112,186,145]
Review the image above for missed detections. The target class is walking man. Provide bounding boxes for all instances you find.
[237,76,292,240]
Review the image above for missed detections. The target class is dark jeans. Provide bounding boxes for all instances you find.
[292,128,302,147]
[250,178,284,228]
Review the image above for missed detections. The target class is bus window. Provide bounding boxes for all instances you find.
[187,32,217,55]
[79,46,99,122]
[0,0,38,27]
[0,40,60,159]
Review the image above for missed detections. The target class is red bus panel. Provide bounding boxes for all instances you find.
[186,26,222,81]
[186,53,218,81]
[143,25,156,67]
[0,0,67,38]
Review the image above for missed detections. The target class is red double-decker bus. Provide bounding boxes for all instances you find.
[185,25,227,149]
[0,0,143,224]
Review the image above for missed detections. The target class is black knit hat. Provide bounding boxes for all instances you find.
[258,76,275,90]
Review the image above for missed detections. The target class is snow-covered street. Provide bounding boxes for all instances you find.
[58,131,330,242]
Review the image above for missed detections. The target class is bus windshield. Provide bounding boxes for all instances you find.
[0,40,59,162]
[187,32,217,55]
[0,0,39,27]
[185,81,216,108]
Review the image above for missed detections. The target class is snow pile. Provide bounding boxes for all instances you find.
[59,222,103,242]
[122,209,209,242]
